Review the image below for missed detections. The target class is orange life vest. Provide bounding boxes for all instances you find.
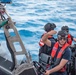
[67,34,72,45]
[51,42,69,72]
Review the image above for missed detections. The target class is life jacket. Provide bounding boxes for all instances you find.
[51,42,69,72]
[39,33,52,46]
[39,33,53,56]
[67,34,72,45]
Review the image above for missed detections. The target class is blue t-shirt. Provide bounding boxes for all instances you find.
[50,42,72,75]
[54,46,71,61]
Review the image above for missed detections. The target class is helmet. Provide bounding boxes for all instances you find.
[61,26,69,32]
[57,30,68,37]
[44,23,56,32]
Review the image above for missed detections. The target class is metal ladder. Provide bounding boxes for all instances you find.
[0,3,31,70]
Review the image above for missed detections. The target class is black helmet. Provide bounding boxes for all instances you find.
[57,30,68,37]
[44,23,56,32]
[61,26,69,32]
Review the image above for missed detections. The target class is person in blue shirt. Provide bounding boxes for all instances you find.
[41,30,71,75]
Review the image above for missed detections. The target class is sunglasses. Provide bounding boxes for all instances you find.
[58,37,67,40]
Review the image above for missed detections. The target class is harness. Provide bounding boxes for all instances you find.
[51,42,69,72]
[67,34,72,45]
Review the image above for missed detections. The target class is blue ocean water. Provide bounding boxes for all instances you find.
[0,0,76,62]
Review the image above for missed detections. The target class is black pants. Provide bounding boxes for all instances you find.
[50,71,67,75]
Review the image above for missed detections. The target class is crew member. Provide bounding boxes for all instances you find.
[41,30,71,75]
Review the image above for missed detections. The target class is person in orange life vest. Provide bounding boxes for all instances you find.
[39,23,56,56]
[61,26,76,45]
[41,30,71,75]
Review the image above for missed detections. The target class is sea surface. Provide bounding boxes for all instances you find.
[0,0,76,62]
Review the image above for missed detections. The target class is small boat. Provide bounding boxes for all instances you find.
[0,0,76,75]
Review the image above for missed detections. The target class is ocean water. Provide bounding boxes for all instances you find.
[0,0,76,62]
